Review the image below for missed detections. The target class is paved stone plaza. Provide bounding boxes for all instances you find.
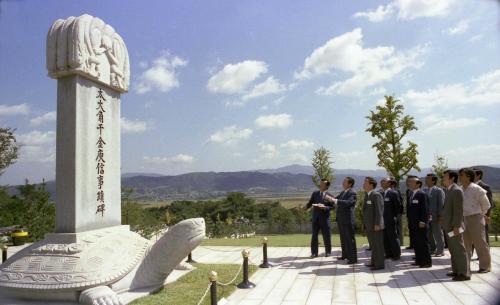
[191,245,500,305]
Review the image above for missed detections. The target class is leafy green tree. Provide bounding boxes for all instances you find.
[0,181,55,242]
[311,146,334,187]
[366,95,420,184]
[121,188,163,239]
[0,127,19,176]
[291,205,310,233]
[432,154,449,184]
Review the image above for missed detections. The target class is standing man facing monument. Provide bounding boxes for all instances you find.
[325,177,358,264]
[407,177,432,268]
[424,173,445,257]
[442,170,470,281]
[380,177,401,260]
[362,177,385,270]
[304,179,333,258]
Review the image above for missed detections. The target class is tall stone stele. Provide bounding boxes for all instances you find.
[0,14,206,305]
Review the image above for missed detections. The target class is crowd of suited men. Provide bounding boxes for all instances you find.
[304,167,493,281]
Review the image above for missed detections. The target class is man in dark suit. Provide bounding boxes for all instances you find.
[363,176,385,270]
[474,168,494,245]
[381,178,401,260]
[304,179,333,258]
[405,175,418,250]
[424,173,445,256]
[442,170,470,281]
[407,177,432,268]
[325,176,358,264]
[391,179,405,248]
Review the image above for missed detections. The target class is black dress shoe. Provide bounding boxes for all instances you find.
[366,248,372,251]
[365,263,374,267]
[477,269,490,273]
[310,254,318,258]
[325,253,331,257]
[405,246,413,250]
[419,264,432,268]
[337,256,346,260]
[452,274,471,281]
[371,266,384,270]
[392,256,401,261]
[347,260,357,264]
[446,271,457,277]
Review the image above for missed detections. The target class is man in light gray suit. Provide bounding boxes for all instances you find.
[363,176,385,270]
[442,170,470,281]
[425,173,445,256]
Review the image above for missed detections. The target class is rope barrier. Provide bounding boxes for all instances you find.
[216,263,243,286]
[195,282,212,305]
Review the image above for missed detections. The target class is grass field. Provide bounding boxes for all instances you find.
[130,263,257,305]
[202,233,500,247]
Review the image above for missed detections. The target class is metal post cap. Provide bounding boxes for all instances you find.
[208,271,218,282]
[262,237,268,244]
[242,249,250,258]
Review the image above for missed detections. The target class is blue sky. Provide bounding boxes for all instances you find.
[1,0,499,185]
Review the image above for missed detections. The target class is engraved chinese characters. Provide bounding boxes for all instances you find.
[96,88,106,216]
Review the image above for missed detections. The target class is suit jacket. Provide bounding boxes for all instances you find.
[407,189,429,228]
[306,190,333,224]
[425,186,445,219]
[477,180,494,216]
[334,188,357,224]
[363,191,384,231]
[395,188,404,214]
[382,188,401,225]
[442,183,464,232]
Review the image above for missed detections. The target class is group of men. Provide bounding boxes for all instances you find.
[304,167,493,281]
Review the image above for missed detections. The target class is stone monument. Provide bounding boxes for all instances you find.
[0,14,205,305]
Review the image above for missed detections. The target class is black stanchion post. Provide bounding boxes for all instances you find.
[237,249,255,289]
[209,271,217,305]
[1,245,7,263]
[259,237,272,268]
[186,252,196,263]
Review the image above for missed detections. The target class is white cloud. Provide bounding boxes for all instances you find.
[258,142,279,159]
[445,20,469,35]
[17,130,56,163]
[143,154,194,164]
[207,60,268,94]
[368,87,387,96]
[135,54,187,94]
[287,153,309,163]
[468,34,483,43]
[353,4,395,22]
[422,116,487,132]
[445,144,500,167]
[403,69,500,112]
[17,130,55,146]
[295,28,426,96]
[340,131,357,139]
[0,103,29,116]
[242,76,287,100]
[280,139,314,150]
[255,113,293,129]
[207,125,253,145]
[30,111,56,126]
[121,117,149,134]
[354,0,455,22]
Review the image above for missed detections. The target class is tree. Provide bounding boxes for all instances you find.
[432,154,449,184]
[366,95,420,184]
[291,205,310,233]
[311,146,334,187]
[0,127,19,175]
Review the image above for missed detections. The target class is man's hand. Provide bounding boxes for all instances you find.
[485,215,491,225]
[437,216,443,225]
[428,215,432,222]
[374,224,381,231]
[418,221,426,228]
[325,195,336,203]
[453,227,460,237]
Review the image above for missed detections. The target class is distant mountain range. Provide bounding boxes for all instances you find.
[5,165,500,201]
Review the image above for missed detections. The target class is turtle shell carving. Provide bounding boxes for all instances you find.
[0,228,150,290]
